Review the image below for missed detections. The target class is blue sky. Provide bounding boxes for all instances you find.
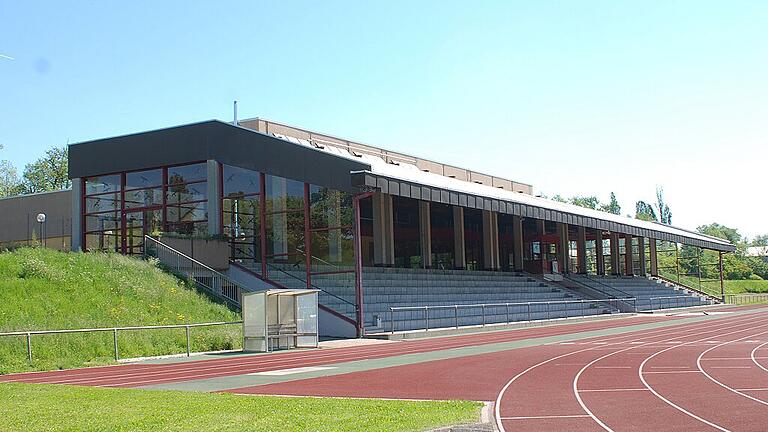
[1,1,766,238]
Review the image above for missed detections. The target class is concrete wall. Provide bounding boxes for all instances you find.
[0,189,72,250]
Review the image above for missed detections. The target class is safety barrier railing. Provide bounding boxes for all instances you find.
[0,321,242,363]
[562,275,637,313]
[725,293,768,305]
[388,298,636,333]
[648,295,714,311]
[144,235,246,308]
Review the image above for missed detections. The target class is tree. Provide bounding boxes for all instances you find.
[635,200,658,222]
[599,192,621,215]
[21,146,70,193]
[570,196,600,210]
[697,223,743,245]
[752,235,768,247]
[0,144,22,198]
[656,186,672,224]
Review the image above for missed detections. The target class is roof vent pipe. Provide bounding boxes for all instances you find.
[233,101,238,125]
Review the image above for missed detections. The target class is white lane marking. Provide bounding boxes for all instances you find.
[750,342,768,374]
[708,366,751,369]
[644,370,702,374]
[579,388,648,392]
[650,366,694,369]
[572,318,763,432]
[248,366,336,376]
[737,388,768,391]
[495,312,767,432]
[594,366,632,369]
[639,322,768,432]
[697,331,768,406]
[501,414,590,420]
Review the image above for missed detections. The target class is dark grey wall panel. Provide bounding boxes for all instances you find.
[68,121,370,193]
[0,190,72,243]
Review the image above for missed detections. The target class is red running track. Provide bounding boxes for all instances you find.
[0,314,675,388]
[230,308,768,432]
[3,306,768,431]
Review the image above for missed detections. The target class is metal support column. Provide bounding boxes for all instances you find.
[719,251,725,303]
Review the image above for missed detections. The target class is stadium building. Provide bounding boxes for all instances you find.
[0,118,736,337]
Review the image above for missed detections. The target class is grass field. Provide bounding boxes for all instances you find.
[0,382,480,432]
[0,247,242,374]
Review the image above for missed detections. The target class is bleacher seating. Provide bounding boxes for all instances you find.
[567,274,712,311]
[255,265,619,332]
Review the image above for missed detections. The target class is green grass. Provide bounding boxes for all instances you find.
[0,247,242,374]
[722,279,768,294]
[0,382,481,432]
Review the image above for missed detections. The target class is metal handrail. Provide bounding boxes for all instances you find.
[577,274,634,298]
[724,293,768,305]
[264,262,358,309]
[562,274,635,311]
[654,274,722,303]
[144,235,247,308]
[388,297,637,333]
[648,295,713,310]
[1,321,242,363]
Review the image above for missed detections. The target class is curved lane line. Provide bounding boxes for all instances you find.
[494,312,768,432]
[696,333,768,405]
[751,341,768,373]
[637,319,768,432]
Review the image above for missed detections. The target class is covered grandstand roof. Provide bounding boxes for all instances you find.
[263,124,734,252]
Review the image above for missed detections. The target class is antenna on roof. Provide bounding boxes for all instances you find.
[233,101,238,126]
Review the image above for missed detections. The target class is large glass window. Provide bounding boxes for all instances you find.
[222,165,262,269]
[497,214,516,272]
[309,185,354,272]
[82,162,208,254]
[265,175,306,274]
[464,209,484,270]
[392,196,421,268]
[430,203,454,269]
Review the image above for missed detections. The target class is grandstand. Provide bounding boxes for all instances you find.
[0,117,735,337]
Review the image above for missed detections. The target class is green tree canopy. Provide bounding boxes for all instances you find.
[656,186,672,224]
[599,192,621,215]
[0,145,23,198]
[21,146,70,194]
[635,200,657,222]
[697,223,743,245]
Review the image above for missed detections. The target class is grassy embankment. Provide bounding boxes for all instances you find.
[0,383,482,432]
[0,247,242,374]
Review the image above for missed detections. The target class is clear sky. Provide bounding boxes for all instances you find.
[1,1,766,238]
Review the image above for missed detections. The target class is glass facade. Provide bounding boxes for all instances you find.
[430,203,454,269]
[463,208,484,270]
[82,162,208,254]
[392,196,421,268]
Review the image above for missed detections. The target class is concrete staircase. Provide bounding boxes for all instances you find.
[567,274,713,311]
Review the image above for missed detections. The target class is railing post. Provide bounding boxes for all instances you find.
[113,328,119,361]
[481,304,486,326]
[26,332,32,363]
[547,301,551,320]
[391,309,395,334]
[527,302,531,322]
[424,307,429,331]
[454,305,459,329]
[505,303,510,324]
[186,326,191,357]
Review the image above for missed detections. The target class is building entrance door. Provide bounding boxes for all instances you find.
[122,209,162,255]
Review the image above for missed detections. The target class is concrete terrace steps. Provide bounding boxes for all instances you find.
[568,274,711,311]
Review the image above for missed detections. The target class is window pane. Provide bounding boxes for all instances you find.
[166,202,207,223]
[266,175,304,213]
[85,233,120,252]
[165,221,208,236]
[124,188,163,209]
[167,182,207,204]
[85,175,120,195]
[125,169,162,190]
[85,194,120,213]
[310,186,353,229]
[310,227,354,271]
[223,165,261,197]
[85,213,121,232]
[168,163,206,184]
[266,211,305,261]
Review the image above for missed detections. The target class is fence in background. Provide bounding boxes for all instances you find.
[0,321,243,364]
